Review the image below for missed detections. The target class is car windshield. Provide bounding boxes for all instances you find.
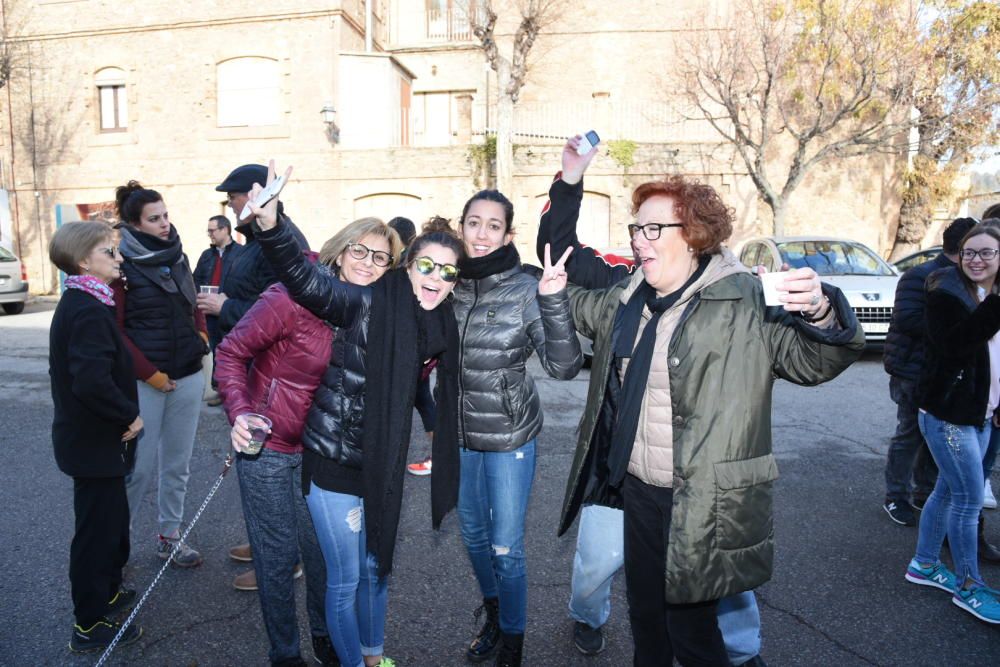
[776,241,893,276]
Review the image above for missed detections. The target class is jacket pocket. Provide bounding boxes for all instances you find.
[714,454,779,551]
[260,378,278,411]
[499,374,514,423]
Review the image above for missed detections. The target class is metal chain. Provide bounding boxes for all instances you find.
[94,454,234,667]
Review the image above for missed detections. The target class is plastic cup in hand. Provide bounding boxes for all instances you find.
[200,285,220,295]
[242,414,272,455]
[760,270,791,307]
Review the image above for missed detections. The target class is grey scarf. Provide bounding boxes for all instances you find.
[118,224,197,306]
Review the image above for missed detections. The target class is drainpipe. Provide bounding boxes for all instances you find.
[365,0,373,52]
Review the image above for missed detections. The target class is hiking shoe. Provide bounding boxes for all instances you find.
[229,542,253,562]
[407,457,432,476]
[69,618,142,653]
[985,480,997,510]
[466,597,501,662]
[884,499,916,526]
[952,586,1000,624]
[233,564,302,591]
[311,634,340,666]
[905,559,957,593]
[157,533,203,568]
[573,621,605,655]
[106,586,137,617]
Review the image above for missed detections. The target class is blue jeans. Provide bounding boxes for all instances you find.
[916,412,990,586]
[306,487,388,667]
[458,439,536,635]
[985,421,999,479]
[236,449,327,664]
[568,504,761,665]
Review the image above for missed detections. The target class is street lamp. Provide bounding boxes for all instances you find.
[321,103,339,144]
[320,103,336,123]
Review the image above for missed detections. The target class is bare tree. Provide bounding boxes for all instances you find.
[463,0,563,194]
[677,0,917,236]
[890,1,999,259]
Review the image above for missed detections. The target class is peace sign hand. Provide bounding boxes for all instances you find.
[246,159,294,231]
[538,243,573,295]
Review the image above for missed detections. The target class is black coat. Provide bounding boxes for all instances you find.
[217,216,310,335]
[919,267,1000,426]
[884,253,956,382]
[49,290,140,478]
[120,259,206,380]
[256,220,370,491]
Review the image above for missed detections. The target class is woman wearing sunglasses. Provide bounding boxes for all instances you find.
[453,190,582,667]
[215,217,402,666]
[235,162,573,667]
[906,224,1000,624]
[111,181,208,568]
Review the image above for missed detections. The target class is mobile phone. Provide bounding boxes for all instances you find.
[239,172,287,221]
[576,130,601,156]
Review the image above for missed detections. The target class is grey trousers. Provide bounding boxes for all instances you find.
[126,371,205,537]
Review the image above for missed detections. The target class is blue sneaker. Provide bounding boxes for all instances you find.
[904,559,956,593]
[952,586,1000,624]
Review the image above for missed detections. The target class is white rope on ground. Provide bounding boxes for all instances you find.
[93,454,235,667]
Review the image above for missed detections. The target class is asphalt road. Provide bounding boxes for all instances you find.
[0,299,997,666]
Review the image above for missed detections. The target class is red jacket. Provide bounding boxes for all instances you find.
[215,283,333,454]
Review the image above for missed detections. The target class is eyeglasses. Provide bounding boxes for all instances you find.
[413,256,460,283]
[961,248,999,261]
[207,227,220,235]
[627,222,683,241]
[346,242,392,268]
[97,246,120,259]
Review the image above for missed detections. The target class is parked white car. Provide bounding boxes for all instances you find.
[0,246,28,315]
[738,236,899,345]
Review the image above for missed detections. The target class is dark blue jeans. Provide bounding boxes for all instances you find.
[885,376,938,502]
[236,448,328,664]
[458,439,536,635]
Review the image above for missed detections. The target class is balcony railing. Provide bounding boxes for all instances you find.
[392,5,484,45]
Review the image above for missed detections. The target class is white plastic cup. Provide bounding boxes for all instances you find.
[200,285,220,295]
[760,271,791,307]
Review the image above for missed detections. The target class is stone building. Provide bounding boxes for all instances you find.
[0,0,902,292]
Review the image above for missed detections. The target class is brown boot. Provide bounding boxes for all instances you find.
[229,543,252,562]
[233,569,258,591]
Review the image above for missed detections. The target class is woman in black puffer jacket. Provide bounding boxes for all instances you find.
[112,181,208,568]
[452,190,583,667]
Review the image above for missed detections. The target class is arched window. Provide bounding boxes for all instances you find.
[95,67,127,132]
[353,193,422,221]
[217,57,280,127]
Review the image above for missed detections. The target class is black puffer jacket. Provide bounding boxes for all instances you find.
[255,220,370,492]
[884,253,955,381]
[217,214,310,335]
[120,258,205,380]
[919,267,1000,426]
[452,263,582,452]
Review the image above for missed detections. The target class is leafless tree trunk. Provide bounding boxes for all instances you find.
[464,0,563,195]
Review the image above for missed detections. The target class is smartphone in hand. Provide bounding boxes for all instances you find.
[240,172,287,221]
[576,130,601,156]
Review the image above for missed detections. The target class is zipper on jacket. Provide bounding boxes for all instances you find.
[458,281,479,449]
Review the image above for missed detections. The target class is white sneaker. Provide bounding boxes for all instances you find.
[985,479,997,510]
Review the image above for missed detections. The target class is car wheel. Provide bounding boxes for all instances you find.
[2,302,24,315]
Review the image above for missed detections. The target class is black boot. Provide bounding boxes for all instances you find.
[979,514,1000,563]
[494,632,523,667]
[466,597,500,662]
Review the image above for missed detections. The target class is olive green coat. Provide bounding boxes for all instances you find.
[560,254,865,603]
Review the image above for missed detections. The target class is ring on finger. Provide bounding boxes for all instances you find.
[809,293,821,306]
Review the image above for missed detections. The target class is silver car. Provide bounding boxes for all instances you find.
[738,236,899,345]
[0,245,29,315]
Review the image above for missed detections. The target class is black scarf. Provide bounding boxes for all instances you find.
[118,224,196,306]
[606,257,709,486]
[362,268,460,577]
[458,243,519,280]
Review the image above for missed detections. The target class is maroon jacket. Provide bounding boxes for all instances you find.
[215,282,333,454]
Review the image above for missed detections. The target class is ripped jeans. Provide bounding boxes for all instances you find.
[305,487,388,667]
[915,411,990,587]
[458,439,536,634]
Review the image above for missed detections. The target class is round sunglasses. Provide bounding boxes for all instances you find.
[413,256,460,282]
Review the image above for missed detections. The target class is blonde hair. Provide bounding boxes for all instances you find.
[318,217,403,271]
[48,221,115,275]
